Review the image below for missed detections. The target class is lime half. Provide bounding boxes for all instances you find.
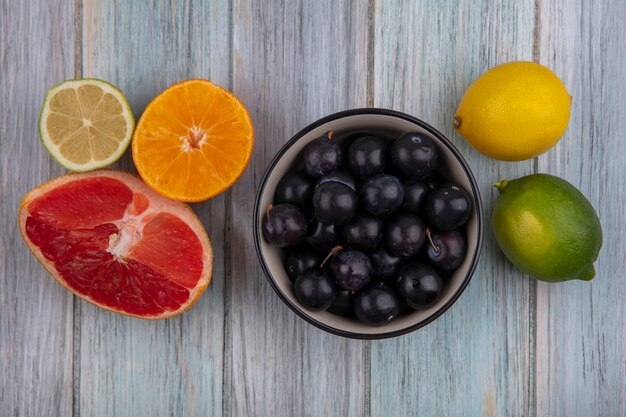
[39,79,135,171]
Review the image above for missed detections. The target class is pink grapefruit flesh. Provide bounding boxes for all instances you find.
[19,169,213,319]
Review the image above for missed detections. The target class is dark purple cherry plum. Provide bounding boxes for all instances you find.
[285,247,320,282]
[274,171,314,208]
[316,171,357,191]
[294,269,337,311]
[424,229,466,271]
[303,131,343,178]
[330,249,372,291]
[343,214,384,252]
[262,204,307,247]
[401,180,429,213]
[353,284,400,326]
[312,182,357,225]
[306,219,341,251]
[384,213,426,257]
[390,132,438,179]
[347,135,388,179]
[360,174,404,218]
[394,263,443,310]
[425,183,472,230]
[328,288,354,317]
[369,246,403,281]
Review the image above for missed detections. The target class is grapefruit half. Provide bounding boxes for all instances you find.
[19,169,213,319]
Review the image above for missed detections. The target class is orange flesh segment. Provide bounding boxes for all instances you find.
[132,79,253,201]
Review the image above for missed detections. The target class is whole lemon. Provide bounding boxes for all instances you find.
[492,174,602,282]
[454,61,572,161]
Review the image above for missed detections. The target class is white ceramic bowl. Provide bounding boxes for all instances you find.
[254,108,483,339]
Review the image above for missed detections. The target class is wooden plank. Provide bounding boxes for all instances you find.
[535,0,626,415]
[0,0,76,415]
[229,1,370,416]
[370,1,536,415]
[78,1,230,416]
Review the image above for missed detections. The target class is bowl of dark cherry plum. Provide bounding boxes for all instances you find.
[254,108,483,339]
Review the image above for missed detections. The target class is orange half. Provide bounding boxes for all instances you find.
[132,79,254,202]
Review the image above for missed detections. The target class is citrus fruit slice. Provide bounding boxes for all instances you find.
[19,169,213,319]
[492,174,602,282]
[39,79,135,171]
[453,61,571,161]
[132,79,254,202]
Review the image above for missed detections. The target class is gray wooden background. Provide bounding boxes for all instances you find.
[1,1,624,416]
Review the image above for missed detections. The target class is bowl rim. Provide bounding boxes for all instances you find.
[253,107,484,339]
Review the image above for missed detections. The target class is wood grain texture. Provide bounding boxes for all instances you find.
[535,0,626,415]
[229,1,370,416]
[3,0,626,415]
[370,1,536,416]
[78,1,230,416]
[0,1,76,416]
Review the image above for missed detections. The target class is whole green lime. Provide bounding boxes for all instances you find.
[492,174,602,282]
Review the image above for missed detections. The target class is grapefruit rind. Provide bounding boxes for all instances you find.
[18,169,212,319]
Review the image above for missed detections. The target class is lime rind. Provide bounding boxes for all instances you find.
[38,78,135,172]
[492,173,602,283]
[575,264,596,281]
[493,180,509,193]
